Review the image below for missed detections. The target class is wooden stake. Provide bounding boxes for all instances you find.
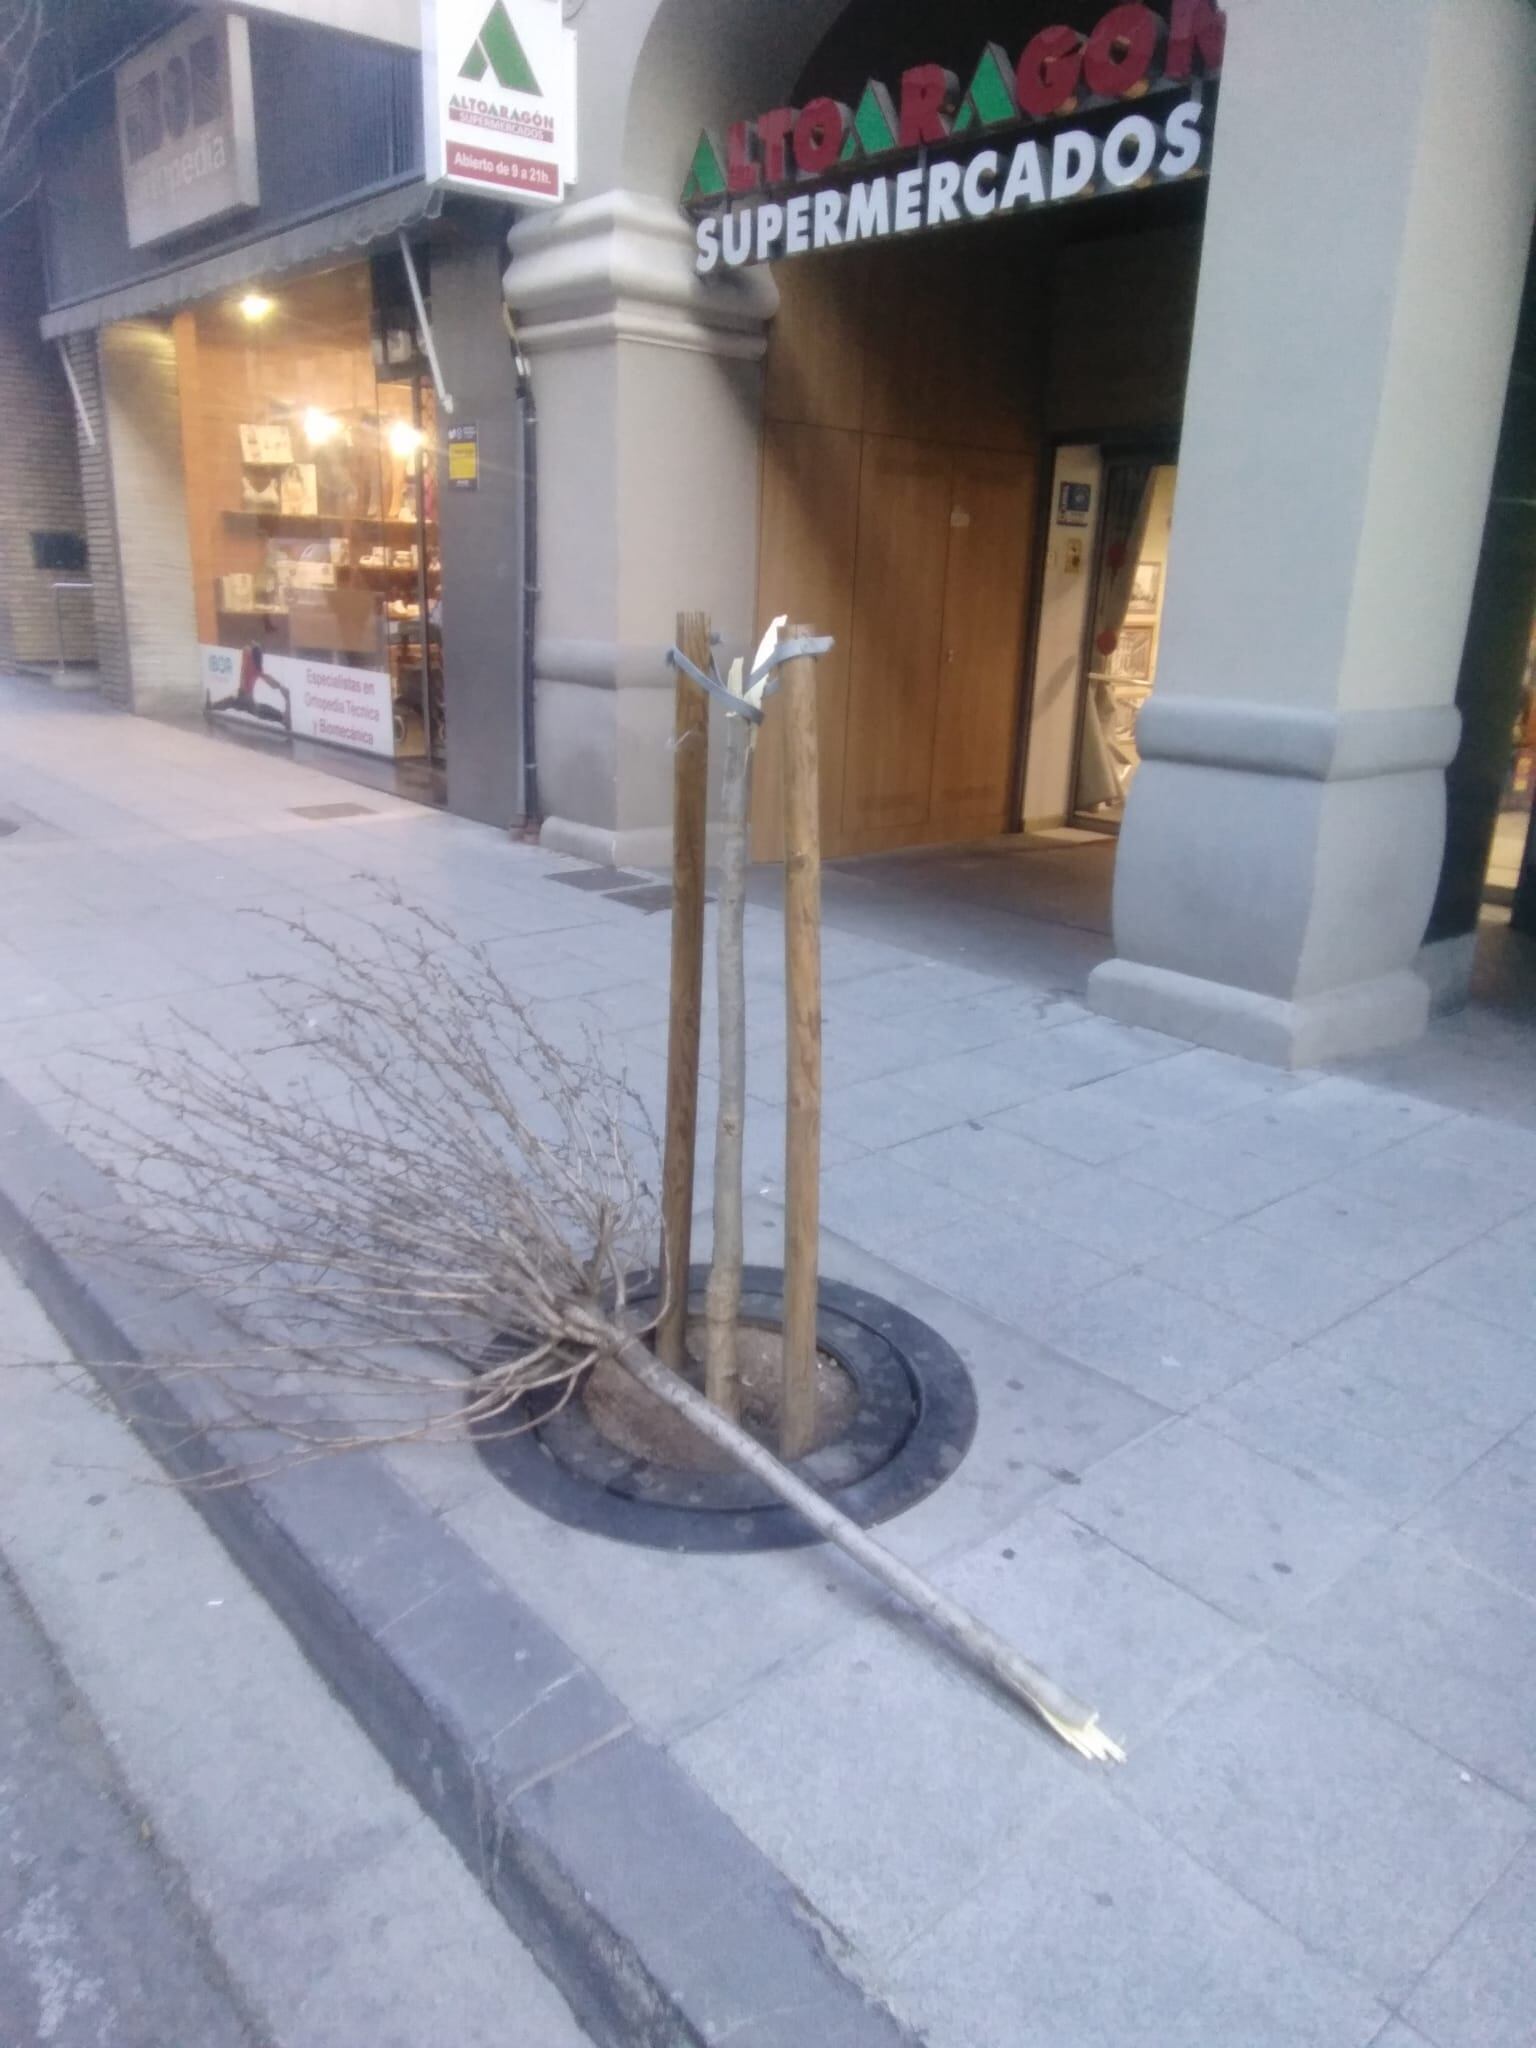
[657,611,710,1373]
[779,624,822,1459]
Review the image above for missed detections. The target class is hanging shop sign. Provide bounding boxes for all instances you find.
[422,0,577,205]
[116,9,260,250]
[682,0,1225,275]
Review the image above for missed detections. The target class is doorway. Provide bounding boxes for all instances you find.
[1071,456,1179,830]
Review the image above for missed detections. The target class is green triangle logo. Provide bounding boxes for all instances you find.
[460,0,541,93]
[839,80,899,163]
[956,43,1018,132]
[681,130,728,204]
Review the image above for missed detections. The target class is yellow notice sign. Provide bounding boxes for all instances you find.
[447,423,479,490]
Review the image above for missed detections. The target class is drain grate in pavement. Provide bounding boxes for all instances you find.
[605,883,680,914]
[289,802,375,821]
[548,865,649,893]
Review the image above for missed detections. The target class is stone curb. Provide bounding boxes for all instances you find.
[0,1078,919,2048]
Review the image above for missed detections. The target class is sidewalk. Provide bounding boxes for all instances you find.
[2,673,1533,2048]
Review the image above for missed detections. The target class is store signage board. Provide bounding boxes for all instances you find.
[681,0,1225,275]
[422,0,576,205]
[200,646,397,759]
[116,10,260,250]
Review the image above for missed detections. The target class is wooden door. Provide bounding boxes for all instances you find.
[837,436,952,855]
[751,419,863,862]
[927,448,1036,841]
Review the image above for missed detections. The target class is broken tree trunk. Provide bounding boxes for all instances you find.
[580,1311,1125,1764]
[704,659,754,1419]
[658,611,711,1373]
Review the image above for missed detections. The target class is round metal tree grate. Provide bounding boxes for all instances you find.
[471,1264,977,1553]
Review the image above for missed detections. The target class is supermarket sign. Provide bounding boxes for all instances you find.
[422,0,576,204]
[682,0,1225,273]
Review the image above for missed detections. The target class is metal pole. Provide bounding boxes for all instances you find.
[56,342,97,451]
[397,232,454,418]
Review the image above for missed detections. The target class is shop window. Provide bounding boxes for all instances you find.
[167,262,442,765]
[31,531,88,572]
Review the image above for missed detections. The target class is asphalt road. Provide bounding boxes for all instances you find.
[0,1561,262,2048]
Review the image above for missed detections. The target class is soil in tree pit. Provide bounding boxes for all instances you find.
[583,1319,858,1472]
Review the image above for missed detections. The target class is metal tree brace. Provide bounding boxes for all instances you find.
[666,636,835,723]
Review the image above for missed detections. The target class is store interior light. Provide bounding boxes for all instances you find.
[238,292,275,323]
[303,407,340,447]
[387,420,426,459]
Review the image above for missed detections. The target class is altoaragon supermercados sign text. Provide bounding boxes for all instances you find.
[682,0,1226,274]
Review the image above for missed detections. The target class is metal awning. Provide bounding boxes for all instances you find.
[40,181,446,339]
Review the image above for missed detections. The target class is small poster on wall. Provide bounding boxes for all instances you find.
[1057,481,1093,528]
[201,644,396,757]
[239,422,293,464]
[279,463,318,516]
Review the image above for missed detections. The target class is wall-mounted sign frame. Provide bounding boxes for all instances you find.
[682,0,1225,275]
[447,421,480,490]
[422,0,577,205]
[116,9,260,251]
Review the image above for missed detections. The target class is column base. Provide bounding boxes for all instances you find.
[1087,958,1431,1069]
[539,816,674,870]
[1416,932,1478,1016]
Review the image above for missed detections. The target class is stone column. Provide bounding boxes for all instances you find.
[504,192,776,866]
[1089,0,1536,1065]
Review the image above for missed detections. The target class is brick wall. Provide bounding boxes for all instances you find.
[98,320,200,714]
[0,253,94,669]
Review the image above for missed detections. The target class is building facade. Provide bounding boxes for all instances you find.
[30,0,1536,1064]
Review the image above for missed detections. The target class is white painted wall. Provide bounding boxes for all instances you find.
[1021,444,1101,829]
[227,0,421,48]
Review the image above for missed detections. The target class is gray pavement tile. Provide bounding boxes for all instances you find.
[444,1477,882,1740]
[815,1150,993,1252]
[1308,1293,1536,1435]
[882,1119,1081,1203]
[1005,1163,1221,1264]
[1406,1439,1536,1600]
[1368,2026,1437,2048]
[870,1048,1041,1121]
[1389,1113,1536,1194]
[1120,1650,1533,2003]
[1406,1236,1536,1340]
[889,1214,1121,1325]
[819,1076,966,1150]
[1277,1535,1536,1804]
[1403,1841,1536,2048]
[1117,1122,1329,1216]
[990,1090,1168,1164]
[1067,1420,1387,1626]
[987,1016,1186,1095]
[1143,1221,1393,1341]
[1200,1347,1504,1518]
[820,959,1014,1017]
[888,1788,1386,2048]
[878,1324,1167,1567]
[1216,1078,1453,1171]
[1490,1203,1536,1250]
[673,1612,1080,1963]
[1242,1180,1491,1284]
[1061,1047,1306,1130]
[1035,1272,1292,1409]
[935,1507,1253,1742]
